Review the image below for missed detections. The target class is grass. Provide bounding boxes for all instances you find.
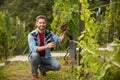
[0,58,77,80]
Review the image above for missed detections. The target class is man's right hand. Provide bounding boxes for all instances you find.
[46,42,55,49]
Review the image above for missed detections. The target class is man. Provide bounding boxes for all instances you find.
[28,15,67,80]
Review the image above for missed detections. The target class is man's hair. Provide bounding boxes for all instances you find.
[36,15,46,22]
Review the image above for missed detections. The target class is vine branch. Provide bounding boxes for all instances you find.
[69,40,120,68]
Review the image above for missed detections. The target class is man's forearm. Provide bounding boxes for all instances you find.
[36,45,47,52]
[60,33,66,42]
[36,42,55,52]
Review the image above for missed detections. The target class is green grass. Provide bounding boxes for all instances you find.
[0,58,77,80]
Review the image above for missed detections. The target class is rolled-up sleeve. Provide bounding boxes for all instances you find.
[28,33,39,53]
[52,32,61,44]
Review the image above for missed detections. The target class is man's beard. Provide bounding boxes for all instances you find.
[38,26,45,31]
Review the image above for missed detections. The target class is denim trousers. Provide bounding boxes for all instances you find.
[28,52,61,75]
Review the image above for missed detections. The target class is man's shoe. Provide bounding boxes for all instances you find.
[42,72,47,76]
[39,66,47,76]
[32,75,38,80]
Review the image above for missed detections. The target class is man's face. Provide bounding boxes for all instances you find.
[36,18,46,31]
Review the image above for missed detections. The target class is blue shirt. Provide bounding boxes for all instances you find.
[28,28,61,58]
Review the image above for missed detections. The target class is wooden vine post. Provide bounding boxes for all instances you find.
[78,1,84,65]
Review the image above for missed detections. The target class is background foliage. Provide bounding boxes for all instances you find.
[0,11,28,60]
[51,0,120,80]
[0,0,120,80]
[0,0,54,30]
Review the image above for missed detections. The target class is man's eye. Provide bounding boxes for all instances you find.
[39,22,45,24]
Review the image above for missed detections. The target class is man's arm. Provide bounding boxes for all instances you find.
[36,42,55,52]
[37,31,67,52]
[28,33,39,53]
[60,30,67,42]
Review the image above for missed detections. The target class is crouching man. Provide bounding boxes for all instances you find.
[28,15,67,80]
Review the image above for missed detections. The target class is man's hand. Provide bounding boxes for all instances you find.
[37,42,55,52]
[61,24,68,32]
[46,42,55,49]
[60,24,68,42]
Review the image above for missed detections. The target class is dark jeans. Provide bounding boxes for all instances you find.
[28,52,61,75]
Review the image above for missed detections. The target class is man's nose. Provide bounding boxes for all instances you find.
[40,23,45,25]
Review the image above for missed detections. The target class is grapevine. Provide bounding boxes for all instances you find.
[52,0,120,80]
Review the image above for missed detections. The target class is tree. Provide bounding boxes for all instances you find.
[0,0,54,30]
[89,0,120,43]
[106,0,120,42]
[0,10,28,60]
[51,0,79,64]
[0,0,4,6]
[0,10,14,60]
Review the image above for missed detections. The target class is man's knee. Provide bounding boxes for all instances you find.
[29,52,40,62]
[53,64,61,71]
